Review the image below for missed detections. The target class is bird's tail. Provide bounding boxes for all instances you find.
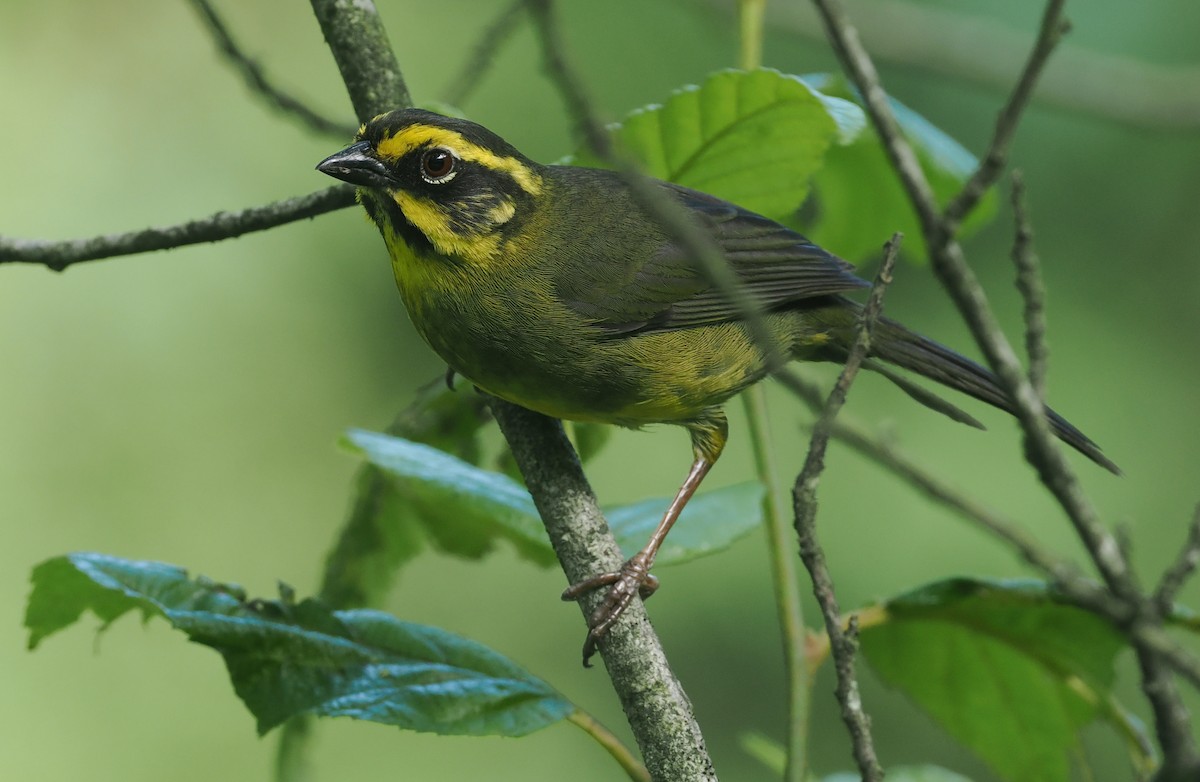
[810,303,1120,475]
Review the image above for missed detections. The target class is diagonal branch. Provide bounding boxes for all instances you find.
[0,185,356,270]
[1155,504,1200,615]
[187,0,356,138]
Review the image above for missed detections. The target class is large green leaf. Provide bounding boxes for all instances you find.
[860,578,1143,782]
[26,553,573,737]
[345,429,763,567]
[568,67,864,221]
[801,73,996,263]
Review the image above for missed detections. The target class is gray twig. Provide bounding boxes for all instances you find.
[1132,626,1200,777]
[1009,171,1049,399]
[941,0,1070,229]
[1155,504,1200,615]
[0,185,356,270]
[793,234,900,782]
[188,0,356,138]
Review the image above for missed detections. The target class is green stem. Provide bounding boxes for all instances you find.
[274,713,313,782]
[742,386,808,782]
[567,710,651,782]
[737,0,767,70]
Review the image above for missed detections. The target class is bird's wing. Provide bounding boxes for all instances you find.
[555,181,870,336]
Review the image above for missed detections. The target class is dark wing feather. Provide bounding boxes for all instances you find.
[557,178,869,336]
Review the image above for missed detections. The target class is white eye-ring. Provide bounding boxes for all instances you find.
[420,147,458,184]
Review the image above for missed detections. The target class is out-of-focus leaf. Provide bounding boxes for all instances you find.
[738,731,787,775]
[27,553,573,737]
[567,67,864,221]
[860,578,1138,782]
[319,384,493,608]
[825,766,979,782]
[607,482,764,565]
[569,421,613,465]
[801,73,996,263]
[346,430,763,567]
[344,428,554,566]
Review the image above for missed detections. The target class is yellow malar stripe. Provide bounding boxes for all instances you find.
[391,190,503,264]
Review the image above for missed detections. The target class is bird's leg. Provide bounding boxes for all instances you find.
[563,412,727,666]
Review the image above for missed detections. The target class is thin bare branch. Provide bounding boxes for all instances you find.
[793,235,900,782]
[1155,504,1200,614]
[1132,629,1200,777]
[942,0,1070,228]
[443,0,530,107]
[0,185,356,270]
[188,0,355,138]
[1009,171,1050,399]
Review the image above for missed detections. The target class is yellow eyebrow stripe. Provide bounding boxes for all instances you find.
[375,125,543,197]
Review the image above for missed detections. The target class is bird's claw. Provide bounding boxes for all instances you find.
[562,553,660,667]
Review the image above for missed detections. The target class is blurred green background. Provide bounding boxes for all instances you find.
[3,1,1198,780]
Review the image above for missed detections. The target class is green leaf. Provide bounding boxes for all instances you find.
[608,481,764,565]
[860,578,1134,782]
[802,74,996,263]
[346,429,763,567]
[567,68,865,221]
[344,428,555,566]
[27,553,573,737]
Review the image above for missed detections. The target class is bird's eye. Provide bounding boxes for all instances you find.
[421,147,457,183]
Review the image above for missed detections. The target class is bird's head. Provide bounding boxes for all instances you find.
[317,108,544,263]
